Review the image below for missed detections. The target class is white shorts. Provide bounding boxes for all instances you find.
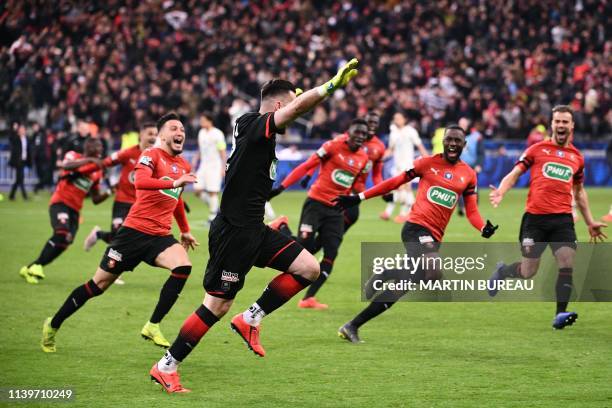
[196,165,223,193]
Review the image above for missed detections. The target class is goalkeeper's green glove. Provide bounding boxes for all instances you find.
[318,58,359,96]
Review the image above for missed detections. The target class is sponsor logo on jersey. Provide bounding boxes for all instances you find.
[112,217,124,228]
[542,162,573,182]
[108,248,123,262]
[331,169,355,188]
[158,176,182,200]
[542,149,551,155]
[73,176,94,192]
[316,147,327,158]
[221,270,240,282]
[418,235,434,243]
[363,160,373,173]
[269,158,278,181]
[444,171,453,180]
[430,167,439,175]
[128,170,135,184]
[426,186,458,209]
[139,155,153,167]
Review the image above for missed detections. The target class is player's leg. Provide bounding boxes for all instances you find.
[339,223,439,342]
[21,204,78,283]
[204,167,221,222]
[550,218,579,329]
[41,267,120,352]
[488,213,546,296]
[300,209,344,307]
[232,228,318,355]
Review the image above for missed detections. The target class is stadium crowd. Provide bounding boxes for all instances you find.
[0,0,610,145]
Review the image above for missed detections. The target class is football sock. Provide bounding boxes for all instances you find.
[149,266,191,324]
[556,267,573,314]
[167,304,219,363]
[158,350,180,374]
[208,194,219,220]
[96,230,112,243]
[499,262,522,278]
[242,302,266,326]
[255,273,312,316]
[50,279,103,329]
[351,297,396,328]
[31,237,67,267]
[303,258,333,299]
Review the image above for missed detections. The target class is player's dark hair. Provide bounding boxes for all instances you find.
[350,118,368,127]
[552,105,574,121]
[444,124,466,137]
[200,111,214,121]
[261,79,296,101]
[140,121,157,131]
[157,112,181,131]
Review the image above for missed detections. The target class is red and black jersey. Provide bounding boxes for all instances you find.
[352,135,385,193]
[362,154,484,241]
[50,151,103,212]
[103,145,142,204]
[281,138,368,207]
[515,140,584,215]
[122,147,191,236]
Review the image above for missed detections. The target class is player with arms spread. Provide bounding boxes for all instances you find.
[149,59,359,393]
[19,138,109,284]
[267,118,369,309]
[83,122,158,251]
[40,113,199,352]
[488,105,607,329]
[335,125,498,343]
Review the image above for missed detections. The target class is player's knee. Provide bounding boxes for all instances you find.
[51,230,72,248]
[288,249,320,281]
[204,295,233,317]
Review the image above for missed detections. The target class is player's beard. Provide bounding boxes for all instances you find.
[444,147,462,163]
[552,130,570,146]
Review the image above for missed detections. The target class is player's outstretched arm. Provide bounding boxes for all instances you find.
[464,193,498,238]
[91,185,111,205]
[489,165,523,207]
[334,170,414,209]
[269,154,320,200]
[273,58,359,129]
[573,183,608,243]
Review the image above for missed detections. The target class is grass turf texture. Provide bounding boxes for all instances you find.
[2,188,612,407]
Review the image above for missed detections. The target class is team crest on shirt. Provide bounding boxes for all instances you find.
[444,172,453,180]
[171,164,179,173]
[556,150,565,158]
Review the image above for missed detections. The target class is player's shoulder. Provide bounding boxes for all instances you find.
[371,135,385,148]
[457,160,477,177]
[237,111,265,128]
[64,150,82,160]
[138,147,159,166]
[566,143,583,157]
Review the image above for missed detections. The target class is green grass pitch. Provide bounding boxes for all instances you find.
[2,188,611,407]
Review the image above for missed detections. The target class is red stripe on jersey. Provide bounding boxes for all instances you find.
[265,114,272,139]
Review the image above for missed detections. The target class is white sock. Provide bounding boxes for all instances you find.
[157,350,180,373]
[242,302,266,326]
[199,192,209,205]
[265,202,276,219]
[208,194,219,220]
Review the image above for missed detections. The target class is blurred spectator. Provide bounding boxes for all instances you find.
[0,0,609,142]
[276,145,304,161]
[31,121,56,192]
[8,121,31,200]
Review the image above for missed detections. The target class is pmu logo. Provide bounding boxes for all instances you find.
[426,186,458,209]
[158,176,182,200]
[331,169,355,188]
[542,162,572,182]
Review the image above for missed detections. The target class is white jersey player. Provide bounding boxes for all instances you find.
[381,112,428,222]
[194,112,227,223]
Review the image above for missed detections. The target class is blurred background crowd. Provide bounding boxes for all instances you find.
[0,0,610,156]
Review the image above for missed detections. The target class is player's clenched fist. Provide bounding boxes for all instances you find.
[173,173,197,188]
[333,194,360,210]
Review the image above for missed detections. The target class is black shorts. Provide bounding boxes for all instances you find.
[297,197,344,246]
[111,201,132,231]
[519,213,577,258]
[401,222,441,257]
[49,202,80,243]
[204,215,304,299]
[99,227,178,274]
[343,201,360,231]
